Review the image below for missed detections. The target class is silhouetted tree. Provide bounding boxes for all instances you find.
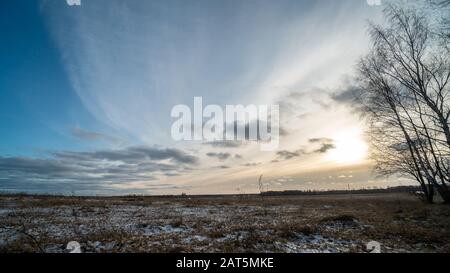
[357,3,450,203]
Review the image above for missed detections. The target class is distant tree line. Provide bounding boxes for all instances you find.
[261,185,420,196]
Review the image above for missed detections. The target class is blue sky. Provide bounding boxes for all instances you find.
[1,0,412,195]
[0,0,120,157]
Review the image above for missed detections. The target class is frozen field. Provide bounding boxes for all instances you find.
[0,193,449,253]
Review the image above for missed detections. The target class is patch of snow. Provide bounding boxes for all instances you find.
[275,234,360,253]
[142,225,190,236]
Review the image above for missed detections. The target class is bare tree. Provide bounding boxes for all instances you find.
[357,3,450,203]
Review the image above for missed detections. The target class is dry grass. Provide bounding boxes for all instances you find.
[0,193,449,253]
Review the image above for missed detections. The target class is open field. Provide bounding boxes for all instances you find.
[0,193,449,253]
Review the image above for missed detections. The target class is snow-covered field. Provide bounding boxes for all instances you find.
[0,193,449,253]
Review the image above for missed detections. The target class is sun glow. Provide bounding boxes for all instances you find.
[326,131,368,164]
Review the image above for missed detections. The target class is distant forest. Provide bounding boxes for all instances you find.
[261,185,420,196]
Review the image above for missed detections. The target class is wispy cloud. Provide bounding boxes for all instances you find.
[71,126,123,144]
[19,0,382,194]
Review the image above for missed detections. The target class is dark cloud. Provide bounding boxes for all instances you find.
[53,146,198,165]
[243,162,261,167]
[276,149,304,160]
[274,137,336,161]
[0,146,198,194]
[308,137,333,143]
[308,138,336,154]
[314,143,336,153]
[203,140,244,148]
[206,152,231,160]
[330,86,361,104]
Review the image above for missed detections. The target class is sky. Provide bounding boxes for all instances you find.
[0,0,415,195]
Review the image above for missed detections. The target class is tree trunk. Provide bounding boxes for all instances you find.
[426,184,434,203]
[436,185,450,204]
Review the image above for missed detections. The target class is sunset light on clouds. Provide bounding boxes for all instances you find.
[0,0,410,195]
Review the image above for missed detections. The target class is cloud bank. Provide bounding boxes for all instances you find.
[0,146,198,194]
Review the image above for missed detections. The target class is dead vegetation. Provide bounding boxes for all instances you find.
[0,193,449,253]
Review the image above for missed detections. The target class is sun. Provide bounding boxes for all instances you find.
[325,131,368,164]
